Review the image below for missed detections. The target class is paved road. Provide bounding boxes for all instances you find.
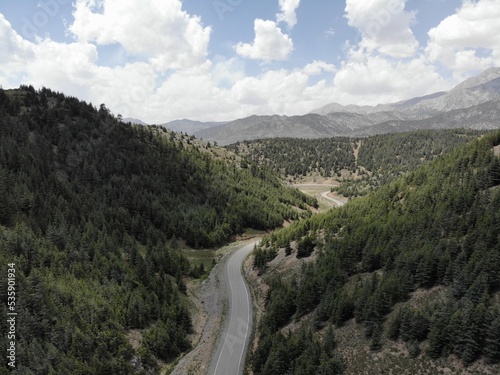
[209,241,256,375]
[321,191,345,207]
[293,183,346,208]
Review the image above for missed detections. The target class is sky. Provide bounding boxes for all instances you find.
[1,0,500,124]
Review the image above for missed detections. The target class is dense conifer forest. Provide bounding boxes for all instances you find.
[0,86,315,374]
[2,84,499,374]
[228,130,484,197]
[251,131,500,374]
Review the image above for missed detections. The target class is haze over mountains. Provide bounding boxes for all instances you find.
[123,117,229,136]
[189,67,500,145]
[158,119,228,134]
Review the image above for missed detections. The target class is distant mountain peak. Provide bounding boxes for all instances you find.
[310,67,500,117]
[162,118,228,134]
[180,68,500,144]
[123,117,148,126]
[456,66,500,90]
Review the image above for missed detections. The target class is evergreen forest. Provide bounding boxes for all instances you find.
[0,86,315,374]
[251,130,500,374]
[228,130,484,197]
[2,84,500,374]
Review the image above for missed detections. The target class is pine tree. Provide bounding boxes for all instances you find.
[370,323,383,351]
[323,325,336,354]
[485,316,500,364]
[387,308,402,341]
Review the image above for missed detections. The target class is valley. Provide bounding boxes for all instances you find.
[0,86,314,374]
[2,1,500,374]
[1,71,500,375]
[229,129,484,199]
[293,184,346,211]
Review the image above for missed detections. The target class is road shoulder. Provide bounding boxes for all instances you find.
[170,240,256,375]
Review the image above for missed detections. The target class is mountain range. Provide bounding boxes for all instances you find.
[158,119,228,134]
[191,67,500,145]
[123,117,228,135]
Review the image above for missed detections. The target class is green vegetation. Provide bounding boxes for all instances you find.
[0,85,315,374]
[252,130,500,373]
[229,130,484,197]
[228,137,357,178]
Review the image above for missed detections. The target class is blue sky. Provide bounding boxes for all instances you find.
[0,0,499,123]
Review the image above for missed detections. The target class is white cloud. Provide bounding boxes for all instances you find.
[302,60,337,76]
[426,0,500,78]
[28,39,98,93]
[235,19,293,62]
[69,0,211,71]
[231,69,320,114]
[27,40,163,118]
[1,6,324,123]
[345,0,418,58]
[151,63,233,120]
[148,64,334,121]
[0,15,34,86]
[332,55,449,105]
[330,0,449,107]
[211,57,246,88]
[325,28,335,38]
[3,0,497,126]
[276,0,301,28]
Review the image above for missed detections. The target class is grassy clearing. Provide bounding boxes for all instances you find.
[182,248,215,277]
[293,183,339,212]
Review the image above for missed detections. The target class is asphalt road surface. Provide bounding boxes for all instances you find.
[321,191,346,207]
[209,241,256,375]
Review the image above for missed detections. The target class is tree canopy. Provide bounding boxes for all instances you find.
[0,85,315,373]
[252,130,500,372]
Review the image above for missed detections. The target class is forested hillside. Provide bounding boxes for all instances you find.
[228,137,357,177]
[229,130,483,197]
[251,131,500,374]
[0,86,315,374]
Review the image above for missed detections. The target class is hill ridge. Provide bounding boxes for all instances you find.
[249,130,500,374]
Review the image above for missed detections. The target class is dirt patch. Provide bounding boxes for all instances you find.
[333,318,500,375]
[493,144,500,156]
[353,141,362,162]
[267,245,318,277]
[126,329,142,350]
[406,285,447,308]
[169,268,224,375]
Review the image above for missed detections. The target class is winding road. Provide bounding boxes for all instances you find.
[321,191,345,207]
[292,183,346,209]
[206,190,343,374]
[208,241,256,375]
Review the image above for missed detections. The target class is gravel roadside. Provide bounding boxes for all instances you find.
[170,240,256,375]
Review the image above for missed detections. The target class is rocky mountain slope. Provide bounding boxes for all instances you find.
[313,67,500,117]
[194,68,500,145]
[194,114,354,145]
